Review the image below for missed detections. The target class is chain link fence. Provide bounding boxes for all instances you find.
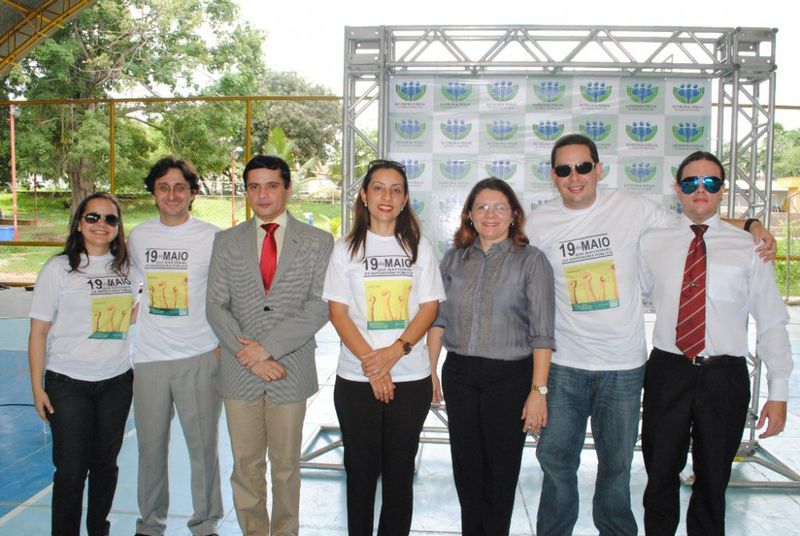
[0,96,343,284]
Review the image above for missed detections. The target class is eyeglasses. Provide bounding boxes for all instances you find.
[553,161,596,178]
[678,176,724,194]
[156,183,190,194]
[368,159,405,171]
[83,212,120,227]
[472,203,511,217]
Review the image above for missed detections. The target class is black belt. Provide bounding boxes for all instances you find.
[652,347,745,367]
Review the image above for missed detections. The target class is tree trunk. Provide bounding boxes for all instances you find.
[68,156,95,211]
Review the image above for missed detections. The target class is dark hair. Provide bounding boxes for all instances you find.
[61,192,130,275]
[346,161,421,263]
[144,156,201,194]
[675,151,726,182]
[453,178,529,249]
[550,133,600,167]
[243,155,291,188]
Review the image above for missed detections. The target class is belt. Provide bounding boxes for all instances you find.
[652,348,745,367]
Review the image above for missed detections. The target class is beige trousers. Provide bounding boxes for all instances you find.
[223,394,306,536]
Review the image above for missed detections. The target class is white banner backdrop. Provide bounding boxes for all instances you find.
[387,76,712,256]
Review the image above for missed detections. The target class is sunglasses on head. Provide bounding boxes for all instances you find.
[83,212,120,227]
[368,159,405,171]
[678,176,723,194]
[553,161,596,178]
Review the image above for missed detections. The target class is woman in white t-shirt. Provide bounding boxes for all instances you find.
[28,192,136,536]
[323,159,445,536]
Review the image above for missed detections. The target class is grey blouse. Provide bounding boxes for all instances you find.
[434,239,556,361]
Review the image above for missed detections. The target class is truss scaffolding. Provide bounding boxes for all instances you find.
[332,25,798,490]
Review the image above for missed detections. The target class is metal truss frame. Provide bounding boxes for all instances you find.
[0,0,95,78]
[329,25,798,489]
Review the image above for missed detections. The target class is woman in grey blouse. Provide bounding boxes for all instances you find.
[427,178,556,536]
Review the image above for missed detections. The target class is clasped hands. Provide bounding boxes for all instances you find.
[360,345,403,404]
[236,336,286,382]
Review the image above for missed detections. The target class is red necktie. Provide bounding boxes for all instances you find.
[675,224,708,358]
[260,223,279,294]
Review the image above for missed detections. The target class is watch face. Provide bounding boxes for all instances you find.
[536,386,549,395]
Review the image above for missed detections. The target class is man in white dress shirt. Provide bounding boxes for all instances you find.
[638,151,793,536]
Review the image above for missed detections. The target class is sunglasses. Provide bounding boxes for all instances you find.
[83,212,120,227]
[553,161,596,178]
[678,176,723,194]
[368,159,405,171]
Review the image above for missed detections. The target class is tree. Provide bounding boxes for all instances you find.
[1,0,264,208]
[772,124,800,178]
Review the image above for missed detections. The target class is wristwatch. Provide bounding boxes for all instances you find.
[532,385,549,395]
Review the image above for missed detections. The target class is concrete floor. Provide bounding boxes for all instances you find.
[1,285,799,535]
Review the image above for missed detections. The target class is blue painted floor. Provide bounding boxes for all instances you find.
[1,286,800,535]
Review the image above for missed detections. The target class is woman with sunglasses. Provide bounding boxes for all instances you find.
[427,178,556,536]
[323,160,445,535]
[28,192,135,536]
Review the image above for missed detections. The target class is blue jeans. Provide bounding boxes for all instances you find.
[536,362,645,536]
[45,369,133,536]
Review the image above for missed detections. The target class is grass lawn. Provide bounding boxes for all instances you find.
[0,191,342,283]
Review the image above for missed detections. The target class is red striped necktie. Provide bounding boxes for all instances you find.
[676,224,708,358]
[260,223,279,294]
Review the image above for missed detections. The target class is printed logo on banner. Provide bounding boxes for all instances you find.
[580,81,613,103]
[411,196,425,215]
[440,160,472,180]
[673,83,704,105]
[395,119,426,139]
[487,80,519,102]
[531,160,551,181]
[578,120,612,142]
[627,82,659,104]
[441,119,472,140]
[534,80,567,103]
[666,118,709,156]
[533,120,565,141]
[442,81,473,102]
[625,121,658,142]
[486,119,518,141]
[396,81,427,102]
[672,122,705,143]
[399,159,425,179]
[625,162,658,183]
[619,159,661,194]
[486,160,517,181]
[528,79,570,112]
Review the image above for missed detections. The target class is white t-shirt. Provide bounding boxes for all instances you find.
[128,216,220,363]
[29,254,134,381]
[527,189,675,370]
[322,232,446,382]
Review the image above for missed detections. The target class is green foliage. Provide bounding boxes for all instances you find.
[772,124,800,178]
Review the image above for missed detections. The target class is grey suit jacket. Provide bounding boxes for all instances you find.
[206,212,334,404]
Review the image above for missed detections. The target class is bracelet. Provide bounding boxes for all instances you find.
[397,337,413,355]
[744,218,759,232]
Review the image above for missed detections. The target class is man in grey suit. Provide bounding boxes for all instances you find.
[206,155,334,536]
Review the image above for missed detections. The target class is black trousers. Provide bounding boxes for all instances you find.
[45,369,133,536]
[442,352,532,536]
[334,375,432,536]
[642,348,750,536]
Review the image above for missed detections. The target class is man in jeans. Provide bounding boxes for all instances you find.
[526,134,774,535]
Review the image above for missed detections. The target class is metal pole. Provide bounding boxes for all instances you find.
[109,102,116,193]
[9,104,18,240]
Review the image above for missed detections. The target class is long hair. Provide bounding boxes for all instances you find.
[452,178,529,249]
[61,192,130,275]
[346,161,421,264]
